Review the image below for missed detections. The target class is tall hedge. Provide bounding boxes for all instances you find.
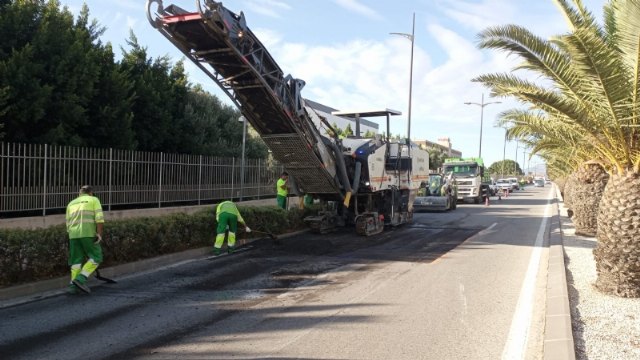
[0,205,312,287]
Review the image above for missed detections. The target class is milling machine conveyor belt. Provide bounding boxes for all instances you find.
[262,134,338,194]
[147,0,340,194]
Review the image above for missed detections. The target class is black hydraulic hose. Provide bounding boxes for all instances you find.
[352,161,362,194]
[321,137,352,196]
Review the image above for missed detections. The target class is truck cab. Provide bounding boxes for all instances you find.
[443,157,489,204]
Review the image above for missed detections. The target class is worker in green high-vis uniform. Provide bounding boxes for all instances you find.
[66,185,104,294]
[214,201,250,255]
[276,171,289,209]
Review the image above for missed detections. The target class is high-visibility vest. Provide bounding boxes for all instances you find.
[277,178,288,197]
[66,194,104,239]
[216,201,245,224]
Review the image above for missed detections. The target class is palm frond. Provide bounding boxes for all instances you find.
[554,0,602,33]
[609,0,640,128]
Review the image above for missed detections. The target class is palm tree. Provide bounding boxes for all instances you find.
[475,0,640,297]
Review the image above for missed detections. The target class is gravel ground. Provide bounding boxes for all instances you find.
[560,205,640,360]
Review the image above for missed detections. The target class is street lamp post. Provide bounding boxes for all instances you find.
[390,12,415,143]
[464,93,501,158]
[515,139,519,174]
[516,143,528,176]
[501,128,507,179]
[239,115,247,201]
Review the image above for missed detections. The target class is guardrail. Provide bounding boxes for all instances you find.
[0,142,282,216]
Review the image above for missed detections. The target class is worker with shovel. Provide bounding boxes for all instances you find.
[214,201,251,255]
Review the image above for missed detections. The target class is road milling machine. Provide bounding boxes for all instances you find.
[146,0,430,235]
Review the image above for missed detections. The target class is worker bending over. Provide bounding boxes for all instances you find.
[214,201,250,255]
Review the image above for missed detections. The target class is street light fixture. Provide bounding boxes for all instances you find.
[239,115,247,201]
[464,93,501,158]
[390,12,415,143]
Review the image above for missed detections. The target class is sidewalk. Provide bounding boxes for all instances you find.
[558,202,640,359]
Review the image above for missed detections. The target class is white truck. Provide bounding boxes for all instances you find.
[442,157,490,204]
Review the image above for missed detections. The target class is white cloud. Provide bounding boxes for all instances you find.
[256,14,527,145]
[252,27,283,49]
[113,0,142,11]
[438,0,517,32]
[244,0,291,18]
[126,16,138,30]
[332,0,383,21]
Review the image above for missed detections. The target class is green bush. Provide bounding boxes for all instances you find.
[0,204,315,287]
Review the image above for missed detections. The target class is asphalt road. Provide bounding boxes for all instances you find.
[0,186,555,359]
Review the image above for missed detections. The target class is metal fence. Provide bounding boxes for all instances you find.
[0,142,283,216]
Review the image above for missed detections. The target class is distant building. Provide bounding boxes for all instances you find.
[305,99,379,137]
[413,137,462,158]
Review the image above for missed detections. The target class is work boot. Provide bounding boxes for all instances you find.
[227,246,235,254]
[67,283,79,295]
[212,247,222,256]
[72,274,91,294]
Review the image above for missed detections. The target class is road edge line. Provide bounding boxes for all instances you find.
[502,186,553,360]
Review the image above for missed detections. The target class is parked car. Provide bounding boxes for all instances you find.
[488,181,498,196]
[507,177,519,191]
[496,179,512,193]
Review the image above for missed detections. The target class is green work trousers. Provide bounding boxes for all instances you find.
[215,212,238,249]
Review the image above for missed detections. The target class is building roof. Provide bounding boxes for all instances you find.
[413,139,462,157]
[330,109,402,118]
[304,98,379,129]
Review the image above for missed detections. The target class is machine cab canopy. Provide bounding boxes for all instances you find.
[428,174,443,194]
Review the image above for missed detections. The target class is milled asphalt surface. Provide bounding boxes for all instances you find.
[0,186,574,359]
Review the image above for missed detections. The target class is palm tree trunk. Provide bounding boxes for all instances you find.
[572,163,609,236]
[593,171,640,297]
[563,173,577,218]
[555,177,567,195]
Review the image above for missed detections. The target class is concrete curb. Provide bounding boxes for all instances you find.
[0,229,308,309]
[543,185,576,360]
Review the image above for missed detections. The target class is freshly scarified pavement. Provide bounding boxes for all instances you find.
[0,218,477,359]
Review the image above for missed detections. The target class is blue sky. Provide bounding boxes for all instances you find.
[59,0,605,174]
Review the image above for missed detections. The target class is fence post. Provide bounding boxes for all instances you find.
[42,144,48,216]
[158,152,164,208]
[108,148,113,212]
[231,157,235,200]
[258,159,262,198]
[198,155,202,205]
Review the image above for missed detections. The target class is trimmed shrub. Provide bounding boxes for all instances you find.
[0,204,315,287]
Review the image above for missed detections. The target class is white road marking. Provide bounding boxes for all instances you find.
[502,187,554,360]
[480,222,498,235]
